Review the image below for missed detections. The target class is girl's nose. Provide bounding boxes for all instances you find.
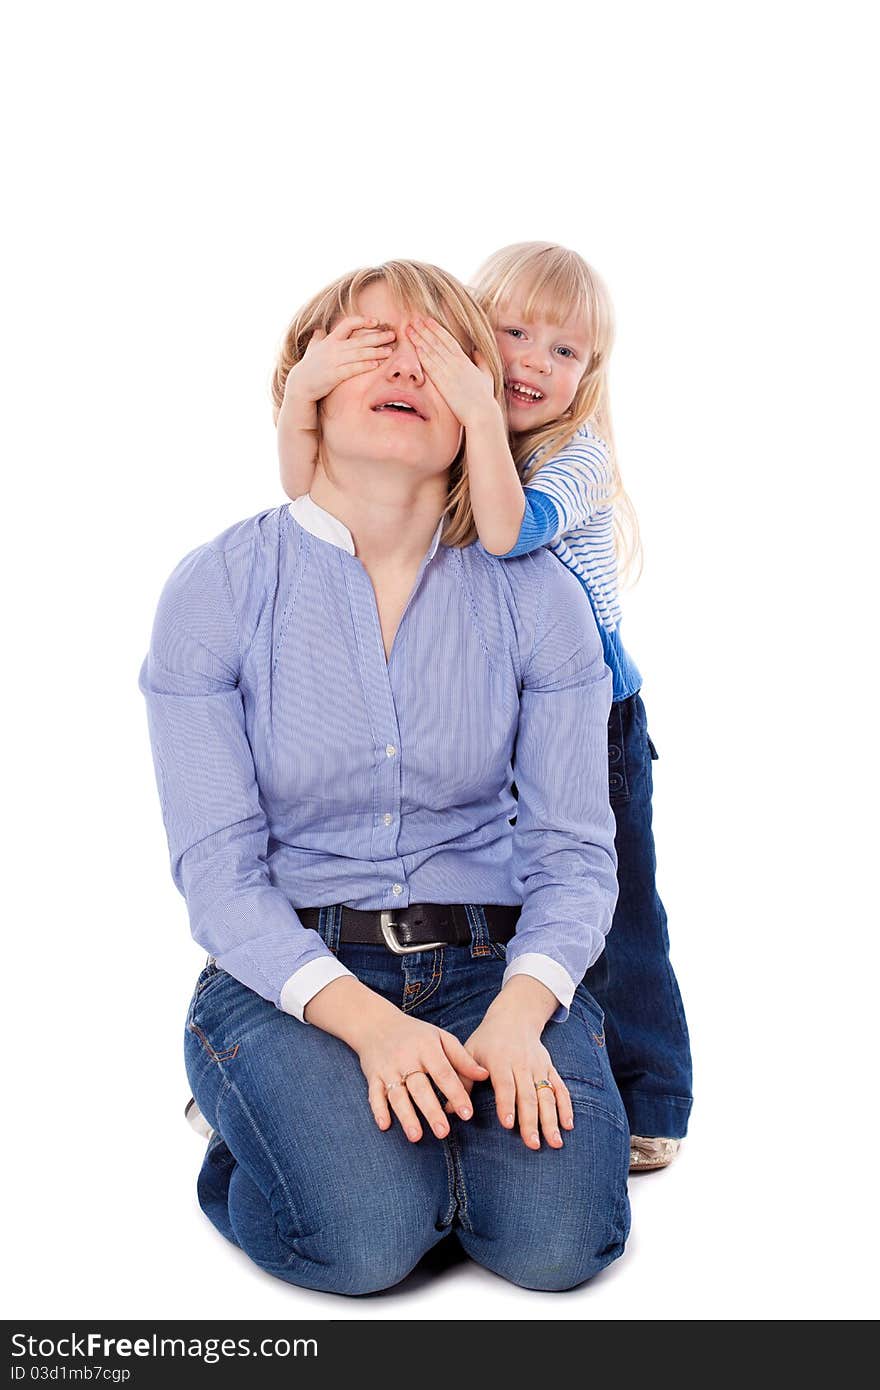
[522,346,552,374]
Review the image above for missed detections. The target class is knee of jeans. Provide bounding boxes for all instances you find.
[503,1193,631,1292]
[276,1194,434,1297]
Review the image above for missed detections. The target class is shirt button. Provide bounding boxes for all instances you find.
[383,813,393,826]
[385,744,396,757]
[391,883,403,896]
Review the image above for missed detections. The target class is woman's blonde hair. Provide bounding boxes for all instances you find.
[270,260,507,548]
[469,241,642,586]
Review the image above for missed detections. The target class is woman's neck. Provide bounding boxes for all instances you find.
[309,464,448,571]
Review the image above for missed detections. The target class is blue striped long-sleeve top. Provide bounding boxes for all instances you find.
[497,424,643,702]
[138,493,618,1024]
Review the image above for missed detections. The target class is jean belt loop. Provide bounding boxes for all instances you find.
[464,903,492,959]
[318,904,342,954]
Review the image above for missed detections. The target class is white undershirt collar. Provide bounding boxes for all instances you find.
[288,493,445,563]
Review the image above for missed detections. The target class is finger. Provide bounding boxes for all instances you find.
[417,315,460,348]
[329,314,381,340]
[536,1082,564,1149]
[334,360,394,381]
[385,1083,425,1143]
[514,1068,541,1149]
[441,1032,490,1081]
[549,1067,575,1131]
[492,1070,518,1132]
[310,327,327,342]
[444,1075,475,1114]
[428,1051,476,1119]
[406,323,444,362]
[405,1072,452,1138]
[348,328,397,342]
[338,344,395,362]
[367,1077,392,1132]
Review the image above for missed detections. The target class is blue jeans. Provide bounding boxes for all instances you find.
[583,691,693,1138]
[184,906,631,1296]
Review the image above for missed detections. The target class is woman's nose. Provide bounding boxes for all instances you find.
[385,334,425,382]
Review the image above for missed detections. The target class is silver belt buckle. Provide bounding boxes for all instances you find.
[379,910,446,955]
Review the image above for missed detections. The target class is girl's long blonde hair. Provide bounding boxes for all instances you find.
[270,260,507,548]
[469,242,642,586]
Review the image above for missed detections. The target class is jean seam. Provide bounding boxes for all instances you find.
[615,1088,692,1108]
[439,1134,458,1229]
[187,1019,241,1063]
[570,1097,629,1132]
[445,1128,470,1233]
[217,1073,305,1258]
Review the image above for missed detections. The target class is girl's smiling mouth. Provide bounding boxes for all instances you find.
[506,379,546,406]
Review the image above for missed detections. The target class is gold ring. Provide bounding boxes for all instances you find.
[385,1077,404,1093]
[534,1079,553,1091]
[402,1070,426,1083]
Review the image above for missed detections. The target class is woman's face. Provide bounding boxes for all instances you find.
[493,290,592,434]
[319,282,465,480]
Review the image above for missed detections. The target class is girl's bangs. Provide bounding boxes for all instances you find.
[499,266,589,332]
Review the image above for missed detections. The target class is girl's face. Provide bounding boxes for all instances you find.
[493,290,593,434]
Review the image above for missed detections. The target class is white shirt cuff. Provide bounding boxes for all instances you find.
[279,956,355,1023]
[502,951,577,1023]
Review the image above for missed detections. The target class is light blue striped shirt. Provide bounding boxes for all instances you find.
[499,424,643,702]
[138,493,618,1024]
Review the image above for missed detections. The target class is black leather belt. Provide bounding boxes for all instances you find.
[295,903,521,955]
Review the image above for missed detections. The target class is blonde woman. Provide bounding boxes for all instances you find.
[139,260,630,1295]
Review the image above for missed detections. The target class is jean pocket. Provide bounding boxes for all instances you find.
[489,940,508,962]
[193,961,227,1002]
[545,987,606,1090]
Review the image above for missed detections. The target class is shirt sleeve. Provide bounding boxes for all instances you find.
[504,555,618,1022]
[497,429,614,558]
[137,543,353,1021]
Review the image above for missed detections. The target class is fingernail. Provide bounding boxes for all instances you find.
[459,1106,472,1119]
[433,1122,448,1137]
[504,1114,514,1127]
[407,1126,420,1141]
[530,1133,540,1147]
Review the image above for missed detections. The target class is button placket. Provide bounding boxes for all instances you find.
[344,552,446,903]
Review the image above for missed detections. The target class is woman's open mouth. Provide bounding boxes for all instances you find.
[371,400,427,421]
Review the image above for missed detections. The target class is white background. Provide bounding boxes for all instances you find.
[4,0,877,1321]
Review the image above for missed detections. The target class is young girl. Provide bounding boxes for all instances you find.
[276,243,692,1170]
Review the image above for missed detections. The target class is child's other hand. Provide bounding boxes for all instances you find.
[284,316,397,407]
[406,315,498,429]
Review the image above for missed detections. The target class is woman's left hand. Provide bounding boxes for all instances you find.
[448,1009,575,1151]
[406,315,498,429]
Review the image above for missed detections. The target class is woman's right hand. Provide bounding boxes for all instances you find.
[304,975,488,1142]
[285,315,397,406]
[356,1010,489,1143]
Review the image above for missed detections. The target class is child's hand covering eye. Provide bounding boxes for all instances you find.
[406,315,498,428]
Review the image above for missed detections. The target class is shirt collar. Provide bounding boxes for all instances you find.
[288,493,445,563]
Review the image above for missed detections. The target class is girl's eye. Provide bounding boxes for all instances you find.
[504,328,525,340]
[556,346,576,359]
